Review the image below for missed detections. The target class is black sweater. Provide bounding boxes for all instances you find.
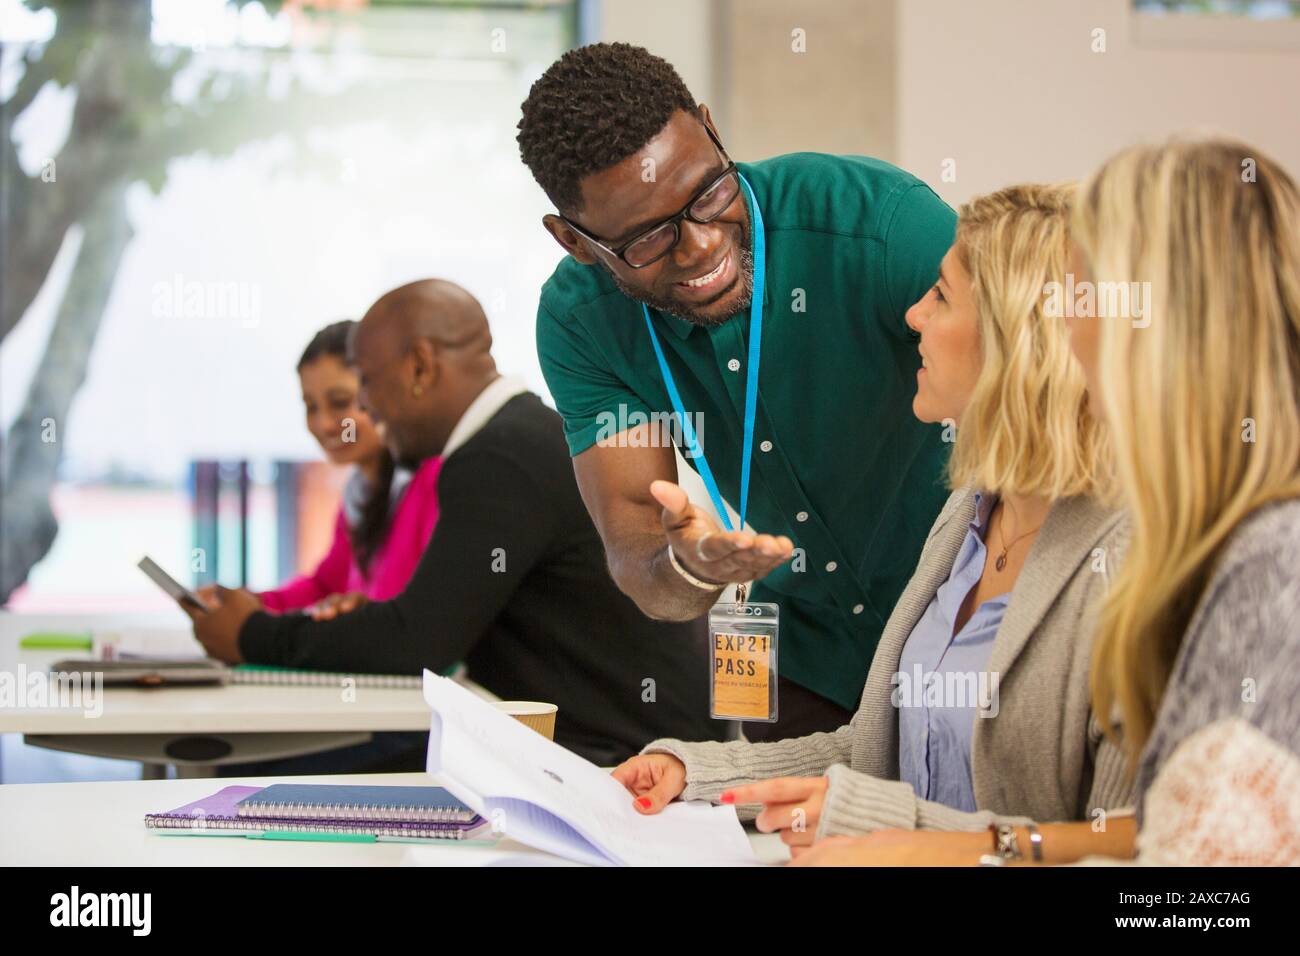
[240,392,725,764]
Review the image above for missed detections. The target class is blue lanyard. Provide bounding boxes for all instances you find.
[642,173,765,532]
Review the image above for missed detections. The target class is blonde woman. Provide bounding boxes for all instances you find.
[1068,136,1299,865]
[613,184,1134,854]
[796,137,1300,867]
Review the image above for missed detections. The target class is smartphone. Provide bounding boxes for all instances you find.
[137,556,211,612]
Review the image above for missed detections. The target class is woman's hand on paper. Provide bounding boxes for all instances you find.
[721,776,829,846]
[611,753,688,813]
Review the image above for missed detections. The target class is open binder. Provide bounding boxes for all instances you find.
[422,671,757,867]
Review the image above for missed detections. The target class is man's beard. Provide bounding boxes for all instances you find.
[601,226,755,329]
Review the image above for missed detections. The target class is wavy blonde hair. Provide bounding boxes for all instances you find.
[946,183,1107,498]
[1075,136,1300,762]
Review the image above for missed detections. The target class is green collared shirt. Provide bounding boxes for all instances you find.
[536,152,956,710]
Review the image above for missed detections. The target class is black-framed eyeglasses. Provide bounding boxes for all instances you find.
[561,127,741,269]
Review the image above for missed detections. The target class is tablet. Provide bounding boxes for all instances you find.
[50,658,229,686]
[137,556,211,612]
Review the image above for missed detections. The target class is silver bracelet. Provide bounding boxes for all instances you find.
[1025,821,1044,862]
[665,545,726,592]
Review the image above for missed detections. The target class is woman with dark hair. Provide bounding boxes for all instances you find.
[258,319,442,618]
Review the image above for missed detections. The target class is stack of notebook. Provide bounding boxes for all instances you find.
[145,784,486,842]
[230,665,423,688]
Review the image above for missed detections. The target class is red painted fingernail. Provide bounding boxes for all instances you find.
[637,797,652,809]
[720,792,735,804]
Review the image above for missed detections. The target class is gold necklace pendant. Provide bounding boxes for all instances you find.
[995,551,1008,572]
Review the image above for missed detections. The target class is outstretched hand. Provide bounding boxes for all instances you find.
[651,479,793,587]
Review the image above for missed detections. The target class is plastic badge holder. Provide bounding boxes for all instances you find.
[708,594,779,722]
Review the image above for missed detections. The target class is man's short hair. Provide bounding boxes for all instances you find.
[517,42,697,213]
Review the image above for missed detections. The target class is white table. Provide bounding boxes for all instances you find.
[0,771,790,866]
[0,613,432,777]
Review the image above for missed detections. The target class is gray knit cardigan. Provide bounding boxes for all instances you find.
[644,488,1135,838]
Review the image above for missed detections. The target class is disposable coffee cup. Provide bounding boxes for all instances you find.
[493,700,558,740]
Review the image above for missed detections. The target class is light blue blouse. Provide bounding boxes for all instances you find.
[896,492,1006,812]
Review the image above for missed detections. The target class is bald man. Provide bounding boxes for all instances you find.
[189,279,724,769]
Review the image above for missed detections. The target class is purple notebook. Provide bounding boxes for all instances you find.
[144,786,483,840]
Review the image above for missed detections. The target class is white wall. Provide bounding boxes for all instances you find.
[593,0,1300,205]
[596,0,897,163]
[897,0,1300,206]
[594,0,718,106]
[716,0,896,162]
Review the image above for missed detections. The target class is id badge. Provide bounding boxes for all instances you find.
[708,586,779,722]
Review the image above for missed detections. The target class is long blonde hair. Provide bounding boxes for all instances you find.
[1074,136,1300,762]
[947,183,1106,498]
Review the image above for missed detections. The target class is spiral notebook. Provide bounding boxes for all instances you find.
[237,784,479,822]
[145,785,484,841]
[231,665,421,688]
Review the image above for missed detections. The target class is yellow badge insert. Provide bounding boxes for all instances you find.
[708,600,780,722]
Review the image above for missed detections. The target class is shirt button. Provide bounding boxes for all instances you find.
[760,440,773,452]
[795,511,809,522]
[825,561,838,572]
[727,358,740,372]
[853,604,865,615]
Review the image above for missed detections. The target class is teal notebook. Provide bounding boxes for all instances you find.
[230,664,460,687]
[230,665,422,688]
[237,784,478,823]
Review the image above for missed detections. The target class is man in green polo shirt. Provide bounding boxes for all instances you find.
[518,42,955,739]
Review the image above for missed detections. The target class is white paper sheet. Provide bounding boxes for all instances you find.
[422,671,758,867]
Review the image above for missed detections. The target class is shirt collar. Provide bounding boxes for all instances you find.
[970,491,999,535]
[662,312,697,339]
[441,375,530,459]
[936,490,1009,624]
[653,280,773,341]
